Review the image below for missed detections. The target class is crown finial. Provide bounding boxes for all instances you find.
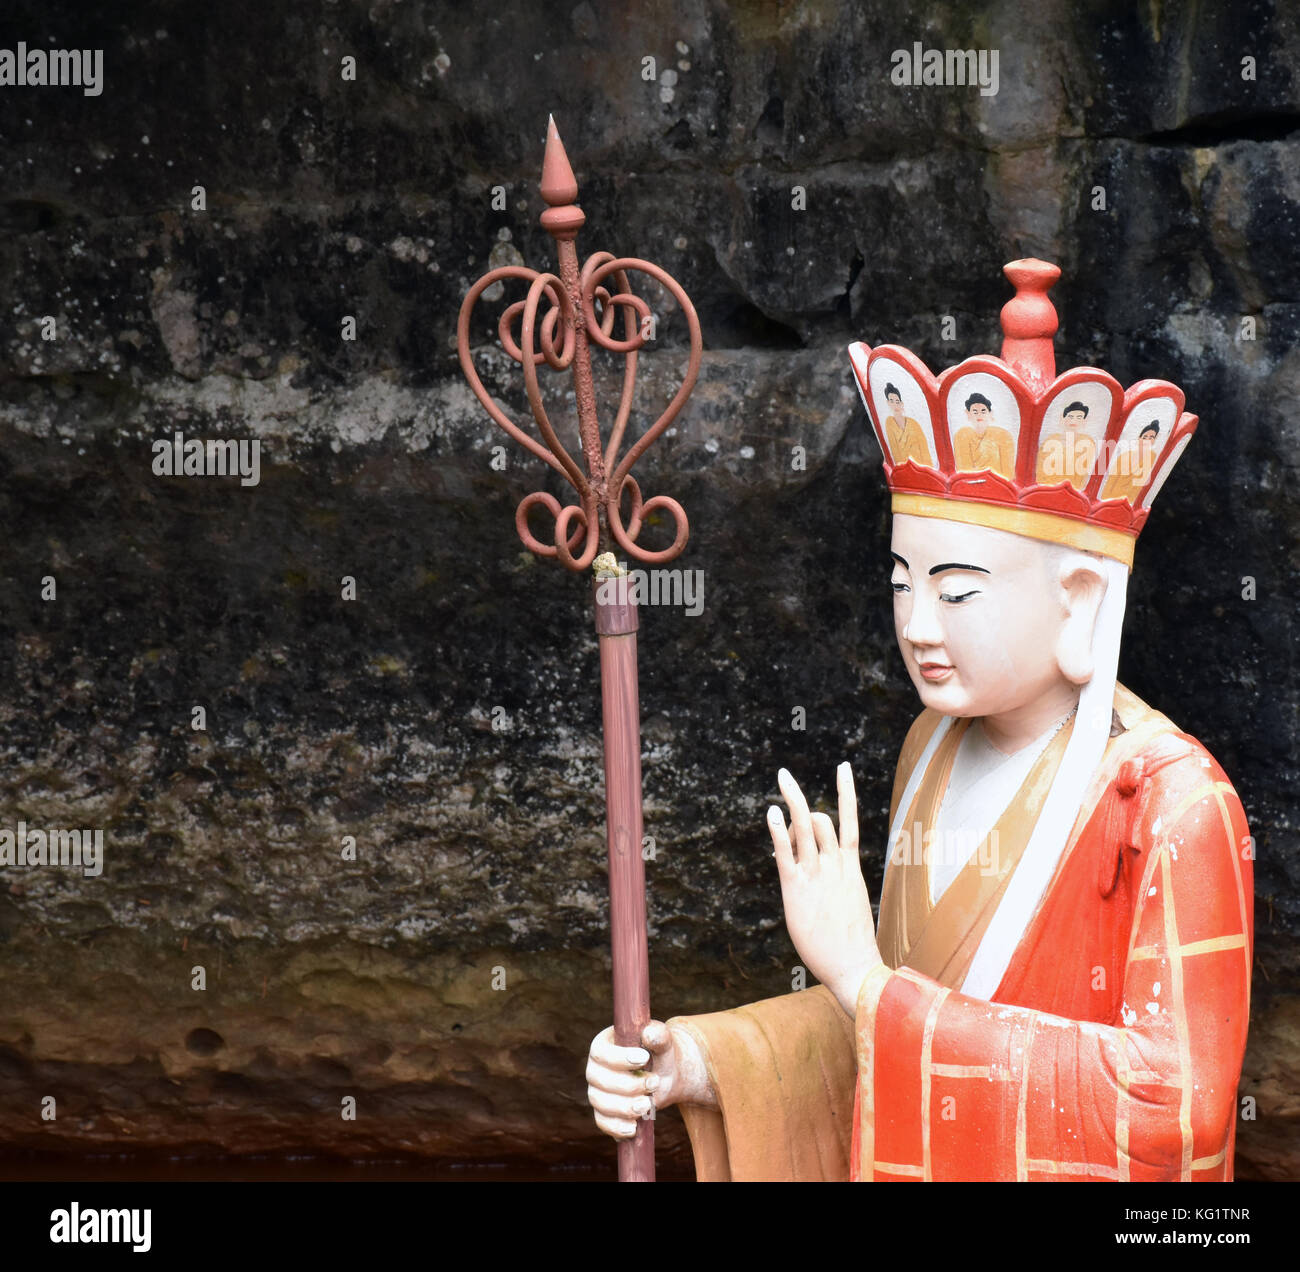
[1000,258,1060,393]
[539,115,585,240]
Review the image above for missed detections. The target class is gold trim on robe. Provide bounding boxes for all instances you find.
[877,712,1073,987]
[878,685,1173,986]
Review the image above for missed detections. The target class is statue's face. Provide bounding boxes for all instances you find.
[965,401,992,429]
[889,513,1074,719]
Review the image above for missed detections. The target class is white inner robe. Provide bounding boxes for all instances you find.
[929,717,1060,904]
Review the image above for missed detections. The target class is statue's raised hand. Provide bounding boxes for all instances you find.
[768,762,882,1016]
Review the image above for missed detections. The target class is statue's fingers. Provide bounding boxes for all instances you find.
[589,1026,649,1072]
[811,811,839,859]
[586,1056,655,1096]
[837,761,860,856]
[641,1020,672,1053]
[767,805,796,881]
[594,1110,639,1139]
[777,767,815,862]
[588,1085,653,1122]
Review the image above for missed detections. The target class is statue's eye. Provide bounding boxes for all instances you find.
[940,590,980,603]
[891,581,910,594]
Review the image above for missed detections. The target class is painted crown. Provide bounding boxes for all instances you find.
[847,259,1198,567]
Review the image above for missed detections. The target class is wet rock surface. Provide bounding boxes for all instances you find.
[0,2,1295,1177]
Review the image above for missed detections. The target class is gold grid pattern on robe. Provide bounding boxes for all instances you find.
[858,777,1250,1182]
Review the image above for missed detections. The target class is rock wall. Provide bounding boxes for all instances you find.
[0,1,1296,1177]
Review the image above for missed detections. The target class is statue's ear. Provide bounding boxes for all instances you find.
[1055,556,1108,684]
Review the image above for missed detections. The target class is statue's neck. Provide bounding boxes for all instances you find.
[979,683,1081,755]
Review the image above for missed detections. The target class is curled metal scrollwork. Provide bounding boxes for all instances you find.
[457,244,699,572]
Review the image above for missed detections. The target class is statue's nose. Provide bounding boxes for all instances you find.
[902,596,944,650]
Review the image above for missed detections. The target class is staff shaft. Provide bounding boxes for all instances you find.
[595,583,653,1182]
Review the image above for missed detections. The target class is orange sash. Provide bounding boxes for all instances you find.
[876,686,1174,993]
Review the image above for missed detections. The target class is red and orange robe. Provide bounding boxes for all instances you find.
[671,684,1253,1181]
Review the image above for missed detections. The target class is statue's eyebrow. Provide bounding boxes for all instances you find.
[929,562,990,576]
[890,552,909,569]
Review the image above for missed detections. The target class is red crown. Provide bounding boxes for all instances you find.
[848,259,1198,566]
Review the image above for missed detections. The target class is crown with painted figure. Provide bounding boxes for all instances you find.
[847,259,1198,568]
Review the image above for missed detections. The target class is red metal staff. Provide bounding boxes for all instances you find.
[457,117,701,1182]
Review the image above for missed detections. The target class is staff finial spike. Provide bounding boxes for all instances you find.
[541,115,579,207]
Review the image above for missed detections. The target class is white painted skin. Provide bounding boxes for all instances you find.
[586,515,1109,1138]
[585,1020,715,1136]
[889,514,1107,753]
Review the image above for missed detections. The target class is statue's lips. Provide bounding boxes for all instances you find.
[919,662,954,682]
